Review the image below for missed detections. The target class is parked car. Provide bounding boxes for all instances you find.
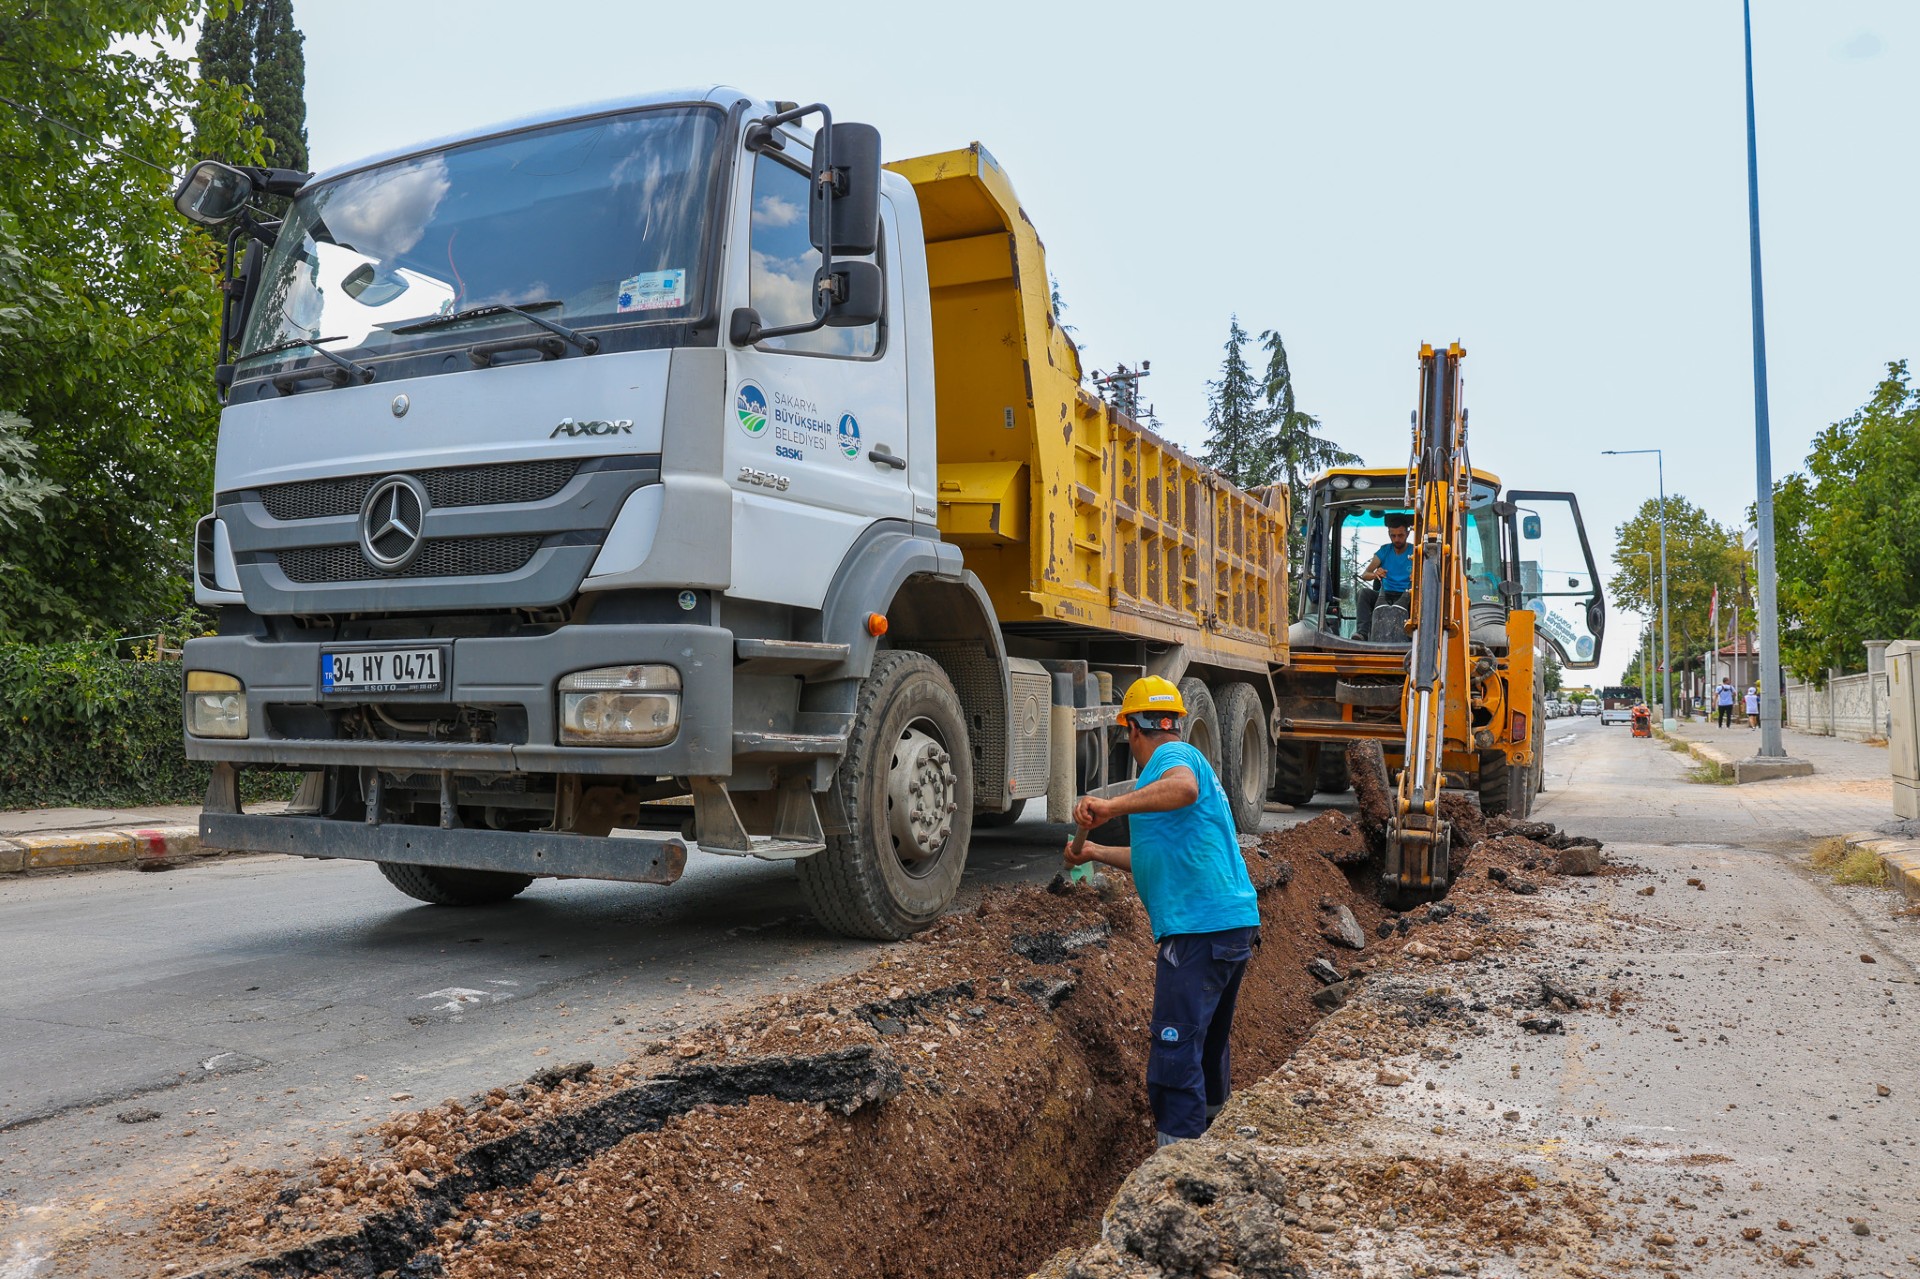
[1579,698,1601,717]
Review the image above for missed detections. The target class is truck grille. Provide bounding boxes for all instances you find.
[259,460,581,521]
[277,536,543,583]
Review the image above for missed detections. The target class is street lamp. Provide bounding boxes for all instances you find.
[1637,550,1655,699]
[1743,0,1786,758]
[1604,448,1672,729]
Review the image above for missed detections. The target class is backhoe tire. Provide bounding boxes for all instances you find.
[1214,682,1270,834]
[974,798,1026,829]
[1270,740,1320,807]
[1475,749,1511,818]
[1316,750,1352,795]
[1177,678,1221,772]
[377,862,532,906]
[798,651,973,940]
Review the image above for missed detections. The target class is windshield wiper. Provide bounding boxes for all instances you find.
[240,334,376,386]
[394,301,598,355]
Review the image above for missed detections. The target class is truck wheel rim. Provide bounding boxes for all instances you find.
[886,720,955,873]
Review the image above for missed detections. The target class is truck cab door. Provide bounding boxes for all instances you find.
[1504,491,1606,669]
[724,145,913,609]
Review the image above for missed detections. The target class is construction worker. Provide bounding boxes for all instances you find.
[1065,676,1260,1147]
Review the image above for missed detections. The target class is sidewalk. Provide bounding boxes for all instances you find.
[1661,715,1889,781]
[0,802,282,875]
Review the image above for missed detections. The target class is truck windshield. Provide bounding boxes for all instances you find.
[235,106,724,376]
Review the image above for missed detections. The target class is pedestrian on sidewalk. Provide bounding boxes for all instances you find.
[1716,679,1735,729]
[1745,686,1761,729]
[1066,676,1260,1148]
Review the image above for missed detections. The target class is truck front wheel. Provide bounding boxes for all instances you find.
[799,651,973,940]
[377,862,532,906]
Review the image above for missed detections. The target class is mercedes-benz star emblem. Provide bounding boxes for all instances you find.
[360,476,428,571]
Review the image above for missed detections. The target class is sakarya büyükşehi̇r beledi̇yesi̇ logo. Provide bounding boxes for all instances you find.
[735,382,768,436]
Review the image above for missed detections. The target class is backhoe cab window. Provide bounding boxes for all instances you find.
[1307,484,1503,642]
[235,106,723,376]
[748,152,879,358]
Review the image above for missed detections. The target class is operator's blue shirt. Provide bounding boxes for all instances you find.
[1375,540,1413,592]
[1128,741,1261,941]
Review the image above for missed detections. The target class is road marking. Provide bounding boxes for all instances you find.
[416,987,510,1019]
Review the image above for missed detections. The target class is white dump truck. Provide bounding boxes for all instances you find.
[174,87,1291,939]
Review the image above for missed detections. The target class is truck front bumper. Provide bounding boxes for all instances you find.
[183,623,732,778]
[201,811,687,883]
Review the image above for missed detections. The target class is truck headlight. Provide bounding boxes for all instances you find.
[558,665,680,746]
[185,671,248,738]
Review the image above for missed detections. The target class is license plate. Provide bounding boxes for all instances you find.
[321,648,444,694]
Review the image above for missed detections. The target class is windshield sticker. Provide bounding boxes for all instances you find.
[618,269,687,313]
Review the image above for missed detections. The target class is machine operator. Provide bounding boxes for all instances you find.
[1356,511,1414,639]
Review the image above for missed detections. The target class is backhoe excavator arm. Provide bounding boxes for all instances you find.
[1382,342,1470,906]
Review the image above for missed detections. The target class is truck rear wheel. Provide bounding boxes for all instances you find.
[798,651,973,940]
[1214,682,1269,834]
[1177,677,1221,771]
[1270,740,1319,807]
[376,862,532,906]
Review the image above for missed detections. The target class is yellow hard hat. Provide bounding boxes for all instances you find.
[1117,675,1185,726]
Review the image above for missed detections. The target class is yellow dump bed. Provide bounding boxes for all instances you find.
[887,145,1288,673]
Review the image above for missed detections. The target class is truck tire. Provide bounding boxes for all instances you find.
[1214,682,1269,835]
[974,798,1026,829]
[1177,678,1221,771]
[376,861,532,906]
[1270,739,1319,807]
[1317,750,1353,795]
[798,651,973,940]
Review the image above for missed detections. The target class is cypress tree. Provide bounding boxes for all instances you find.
[193,0,309,190]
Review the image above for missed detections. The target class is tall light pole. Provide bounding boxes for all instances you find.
[1638,550,1655,699]
[1604,448,1672,729]
[1744,0,1786,758]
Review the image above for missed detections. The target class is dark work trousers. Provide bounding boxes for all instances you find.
[1717,704,1732,728]
[1147,926,1258,1141]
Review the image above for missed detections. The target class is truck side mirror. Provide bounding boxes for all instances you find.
[819,260,882,327]
[1521,513,1541,539]
[811,123,881,256]
[173,160,253,226]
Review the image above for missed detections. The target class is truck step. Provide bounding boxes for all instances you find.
[732,731,845,756]
[733,639,851,675]
[694,836,826,861]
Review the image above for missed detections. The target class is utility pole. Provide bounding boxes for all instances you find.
[1605,449,1672,729]
[1638,550,1655,699]
[1092,362,1151,421]
[1743,0,1786,757]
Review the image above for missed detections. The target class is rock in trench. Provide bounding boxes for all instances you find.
[1319,904,1366,950]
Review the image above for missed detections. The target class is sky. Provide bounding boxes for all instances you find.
[228,1,1918,684]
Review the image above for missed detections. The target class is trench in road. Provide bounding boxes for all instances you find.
[140,813,1390,1279]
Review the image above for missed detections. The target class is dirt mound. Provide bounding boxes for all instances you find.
[120,832,1389,1279]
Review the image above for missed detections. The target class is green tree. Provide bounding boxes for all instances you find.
[1541,649,1563,696]
[193,0,307,180]
[1606,495,1746,687]
[1257,328,1359,499]
[1771,361,1920,679]
[0,0,260,641]
[1201,317,1267,486]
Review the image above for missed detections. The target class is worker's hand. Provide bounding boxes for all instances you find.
[1063,837,1101,867]
[1073,794,1114,830]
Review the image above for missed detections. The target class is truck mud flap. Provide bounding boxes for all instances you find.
[200,813,687,884]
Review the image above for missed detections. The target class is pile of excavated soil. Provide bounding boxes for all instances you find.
[113,831,1388,1279]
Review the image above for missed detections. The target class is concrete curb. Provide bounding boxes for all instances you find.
[0,825,201,874]
[1842,832,1920,904]
[1651,727,1815,784]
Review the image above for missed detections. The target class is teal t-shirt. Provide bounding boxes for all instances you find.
[1128,740,1261,940]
